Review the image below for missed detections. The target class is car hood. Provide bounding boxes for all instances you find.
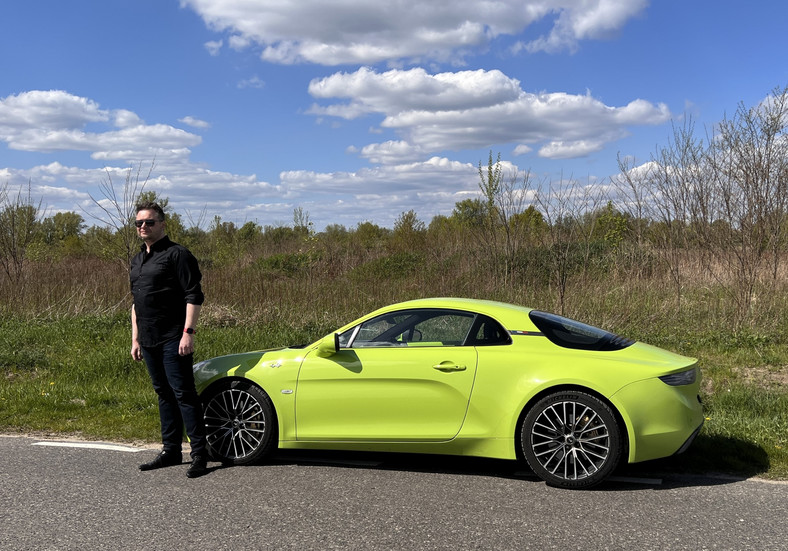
[193,347,286,386]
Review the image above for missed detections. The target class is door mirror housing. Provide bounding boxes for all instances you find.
[316,333,340,357]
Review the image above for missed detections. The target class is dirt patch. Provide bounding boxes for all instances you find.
[731,365,788,390]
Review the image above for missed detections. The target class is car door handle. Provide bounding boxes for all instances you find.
[433,361,466,372]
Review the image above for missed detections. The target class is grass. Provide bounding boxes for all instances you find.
[2,311,786,480]
[0,314,333,442]
[0,315,159,441]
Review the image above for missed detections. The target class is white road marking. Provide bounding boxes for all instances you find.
[32,441,145,453]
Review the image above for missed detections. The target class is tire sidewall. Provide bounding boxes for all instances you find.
[201,378,276,465]
[521,391,622,489]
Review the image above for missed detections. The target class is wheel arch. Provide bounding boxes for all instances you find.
[513,384,630,462]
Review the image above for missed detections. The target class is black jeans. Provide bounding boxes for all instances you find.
[141,338,207,458]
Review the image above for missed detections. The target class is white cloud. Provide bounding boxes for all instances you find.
[308,67,522,118]
[237,76,265,89]
[538,140,606,159]
[522,0,649,54]
[357,141,426,165]
[0,90,108,132]
[114,109,143,128]
[179,116,212,128]
[277,156,482,226]
[0,90,284,226]
[181,0,648,65]
[0,86,516,229]
[204,39,223,56]
[308,67,671,161]
[280,156,476,196]
[0,91,202,161]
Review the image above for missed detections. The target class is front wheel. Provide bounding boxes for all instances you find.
[520,391,622,489]
[201,379,276,465]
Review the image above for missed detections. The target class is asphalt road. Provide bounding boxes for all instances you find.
[1,436,786,550]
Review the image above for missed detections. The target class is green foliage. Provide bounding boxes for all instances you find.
[39,212,86,244]
[237,221,262,242]
[593,201,630,248]
[263,224,308,246]
[479,150,503,214]
[82,226,123,262]
[391,210,426,252]
[451,198,488,228]
[510,205,545,236]
[350,251,424,281]
[355,221,391,250]
[323,223,348,238]
[0,189,39,281]
[254,252,313,277]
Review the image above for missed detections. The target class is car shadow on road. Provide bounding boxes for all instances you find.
[611,433,771,491]
[219,434,769,492]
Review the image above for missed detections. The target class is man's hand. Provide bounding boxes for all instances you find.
[131,341,143,361]
[179,333,195,356]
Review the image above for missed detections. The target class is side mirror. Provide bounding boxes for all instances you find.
[316,333,340,357]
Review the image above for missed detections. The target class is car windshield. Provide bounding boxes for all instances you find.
[528,311,634,351]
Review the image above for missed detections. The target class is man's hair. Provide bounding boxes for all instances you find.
[136,201,166,221]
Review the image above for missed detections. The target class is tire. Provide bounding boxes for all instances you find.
[201,379,276,465]
[520,391,622,489]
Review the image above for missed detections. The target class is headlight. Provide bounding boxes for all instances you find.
[659,367,697,386]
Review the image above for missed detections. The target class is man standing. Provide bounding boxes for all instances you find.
[130,201,208,478]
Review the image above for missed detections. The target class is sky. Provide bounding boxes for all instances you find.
[1,0,786,231]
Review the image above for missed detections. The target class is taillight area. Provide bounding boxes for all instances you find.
[659,367,698,386]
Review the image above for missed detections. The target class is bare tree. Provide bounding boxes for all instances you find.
[624,85,788,320]
[614,154,652,248]
[534,176,606,315]
[87,161,154,271]
[703,84,788,319]
[647,119,707,311]
[476,151,535,284]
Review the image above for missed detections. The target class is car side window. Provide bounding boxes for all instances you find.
[467,315,512,346]
[340,309,476,348]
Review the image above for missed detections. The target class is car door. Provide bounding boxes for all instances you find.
[295,309,478,441]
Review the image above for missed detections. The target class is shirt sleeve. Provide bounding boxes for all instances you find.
[175,248,205,306]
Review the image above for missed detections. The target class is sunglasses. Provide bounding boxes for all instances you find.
[134,219,158,228]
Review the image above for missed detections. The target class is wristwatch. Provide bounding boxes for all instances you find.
[184,327,196,335]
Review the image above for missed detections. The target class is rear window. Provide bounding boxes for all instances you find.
[528,311,634,351]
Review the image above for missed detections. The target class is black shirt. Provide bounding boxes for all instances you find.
[130,236,204,347]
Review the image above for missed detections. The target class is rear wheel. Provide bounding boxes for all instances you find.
[201,379,276,465]
[521,391,622,489]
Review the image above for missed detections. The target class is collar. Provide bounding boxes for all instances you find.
[139,235,172,253]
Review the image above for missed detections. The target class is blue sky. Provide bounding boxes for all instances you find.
[1,0,786,230]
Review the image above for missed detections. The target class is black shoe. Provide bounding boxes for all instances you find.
[186,456,208,478]
[139,449,183,471]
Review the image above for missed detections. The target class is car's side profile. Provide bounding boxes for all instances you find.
[193,298,704,489]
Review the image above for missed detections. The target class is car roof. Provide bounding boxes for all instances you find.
[374,297,536,329]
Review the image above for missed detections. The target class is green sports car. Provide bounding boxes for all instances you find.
[193,298,703,489]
